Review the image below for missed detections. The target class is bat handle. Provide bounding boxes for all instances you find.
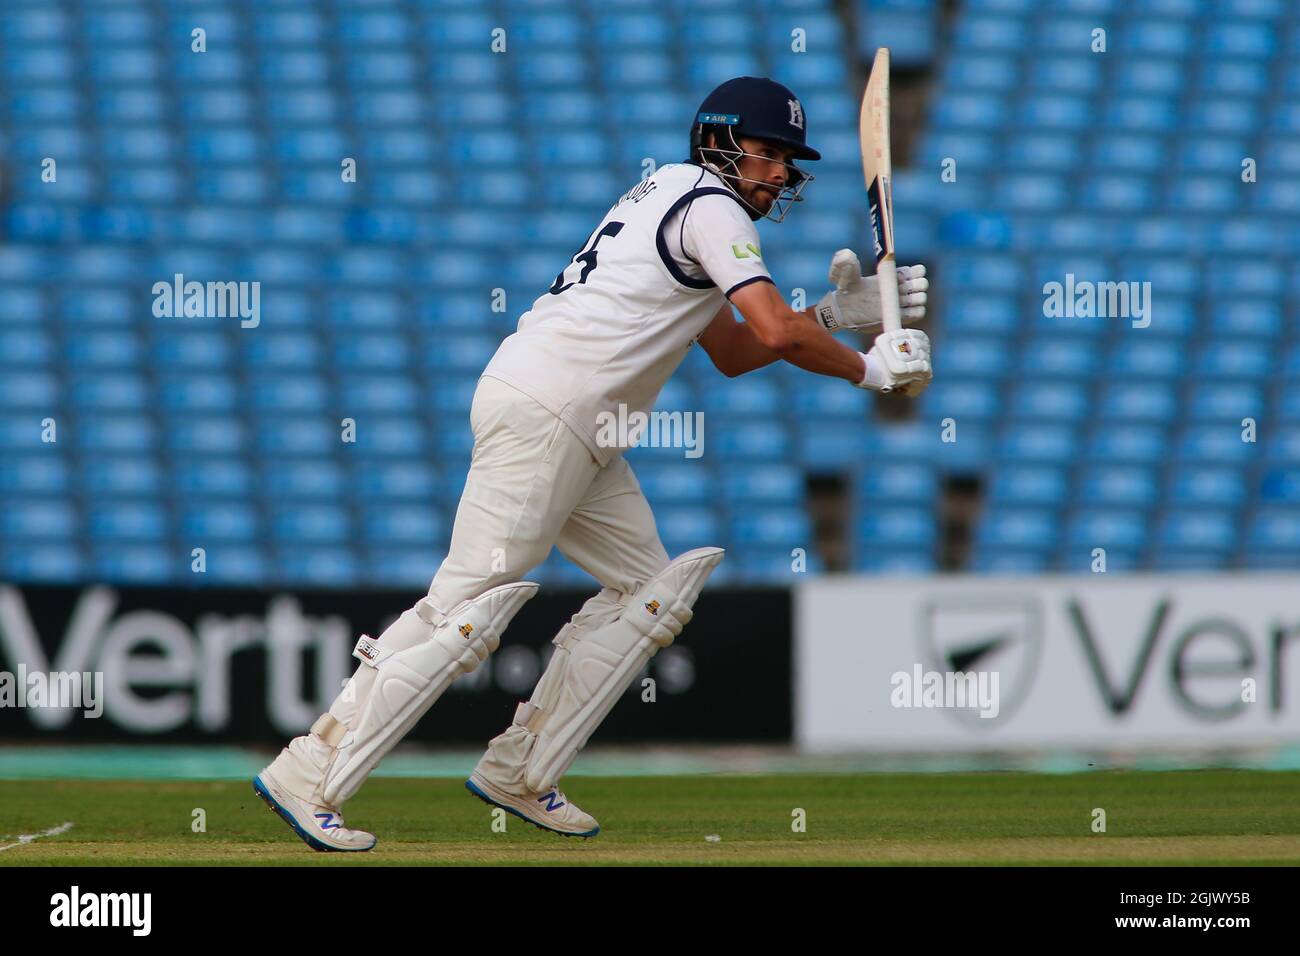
[876,256,902,334]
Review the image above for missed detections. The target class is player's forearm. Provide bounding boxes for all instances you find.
[726,281,867,383]
[759,307,866,382]
[715,319,781,377]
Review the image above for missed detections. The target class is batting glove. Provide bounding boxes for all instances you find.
[814,249,927,332]
[856,328,932,394]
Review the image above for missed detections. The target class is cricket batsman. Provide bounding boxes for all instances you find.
[254,76,932,850]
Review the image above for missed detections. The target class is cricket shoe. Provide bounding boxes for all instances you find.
[253,768,377,852]
[465,770,600,838]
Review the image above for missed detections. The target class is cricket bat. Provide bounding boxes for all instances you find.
[860,48,900,338]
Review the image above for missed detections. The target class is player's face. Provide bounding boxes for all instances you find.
[734,136,795,213]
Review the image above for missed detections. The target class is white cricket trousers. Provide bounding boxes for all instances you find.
[425,375,670,616]
[267,376,670,805]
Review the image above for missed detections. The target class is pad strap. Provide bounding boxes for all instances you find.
[513,701,548,734]
[312,713,347,748]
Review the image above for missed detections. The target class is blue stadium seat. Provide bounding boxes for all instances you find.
[713,421,793,459]
[77,415,156,452]
[942,55,1017,90]
[919,379,1001,419]
[0,371,58,408]
[857,508,937,548]
[942,337,1012,376]
[932,92,1006,129]
[987,466,1067,505]
[1176,425,1257,464]
[197,546,270,584]
[1187,381,1266,419]
[1078,467,1159,506]
[1,544,85,583]
[361,550,441,589]
[1104,97,1179,132]
[263,461,347,500]
[636,465,713,505]
[340,377,419,413]
[859,421,942,463]
[733,549,822,582]
[2,499,78,538]
[257,420,337,456]
[953,15,1029,52]
[1168,467,1247,507]
[1246,508,1300,551]
[1264,427,1300,464]
[0,329,53,366]
[969,549,1050,573]
[173,459,253,498]
[943,297,1018,333]
[1028,56,1101,92]
[1260,469,1300,504]
[856,463,939,503]
[251,377,329,413]
[179,503,260,541]
[1100,383,1178,421]
[1021,95,1092,130]
[1090,135,1165,171]
[1155,510,1236,551]
[657,507,723,549]
[92,546,178,584]
[1,455,71,495]
[1082,175,1155,212]
[352,463,441,501]
[272,505,352,544]
[728,465,804,504]
[275,549,360,585]
[1032,338,1101,377]
[975,508,1057,549]
[853,552,937,574]
[998,424,1079,464]
[699,378,781,415]
[166,417,248,455]
[1110,341,1186,378]
[1087,424,1169,464]
[1004,132,1080,170]
[1066,509,1147,550]
[88,500,170,540]
[732,510,813,547]
[362,506,446,545]
[1008,382,1088,421]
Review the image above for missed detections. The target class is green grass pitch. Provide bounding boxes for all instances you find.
[2,771,1298,866]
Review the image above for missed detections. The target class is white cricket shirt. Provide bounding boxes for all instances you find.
[482,163,773,465]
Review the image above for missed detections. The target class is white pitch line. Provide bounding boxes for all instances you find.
[0,821,74,852]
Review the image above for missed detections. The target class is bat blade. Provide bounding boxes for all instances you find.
[860,47,901,335]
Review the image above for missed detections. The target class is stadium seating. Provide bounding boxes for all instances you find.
[0,0,1295,587]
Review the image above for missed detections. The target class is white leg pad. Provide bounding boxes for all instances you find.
[503,547,723,794]
[320,580,538,807]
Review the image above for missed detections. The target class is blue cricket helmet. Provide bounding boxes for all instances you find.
[689,76,821,162]
[688,76,820,222]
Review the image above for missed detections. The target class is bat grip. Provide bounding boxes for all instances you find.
[876,257,902,334]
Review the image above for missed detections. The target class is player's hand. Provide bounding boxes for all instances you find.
[856,329,932,394]
[814,249,927,332]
